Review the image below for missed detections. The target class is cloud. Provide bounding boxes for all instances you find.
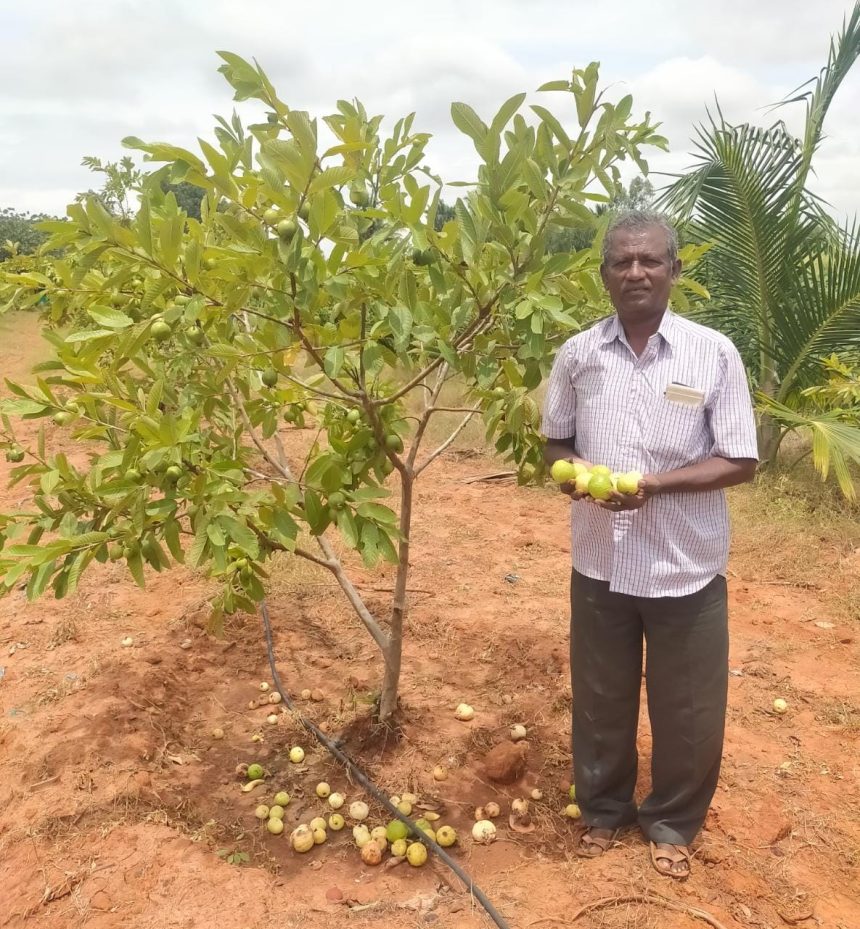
[0,0,858,219]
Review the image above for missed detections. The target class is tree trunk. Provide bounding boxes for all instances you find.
[756,361,781,466]
[377,471,413,724]
[757,412,781,467]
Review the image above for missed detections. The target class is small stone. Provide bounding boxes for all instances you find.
[311,689,325,702]
[121,636,134,648]
[325,886,344,903]
[483,740,528,784]
[179,638,192,649]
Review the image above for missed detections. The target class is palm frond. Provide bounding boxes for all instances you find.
[757,393,860,499]
[775,2,860,226]
[772,221,860,392]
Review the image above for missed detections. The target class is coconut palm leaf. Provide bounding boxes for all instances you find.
[657,4,860,487]
[773,222,860,393]
[757,394,860,500]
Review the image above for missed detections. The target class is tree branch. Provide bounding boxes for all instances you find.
[227,377,390,653]
[407,363,449,469]
[415,409,479,475]
[293,545,336,570]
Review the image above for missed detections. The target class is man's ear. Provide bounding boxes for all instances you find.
[671,258,682,282]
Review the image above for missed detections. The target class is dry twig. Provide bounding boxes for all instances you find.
[527,892,730,929]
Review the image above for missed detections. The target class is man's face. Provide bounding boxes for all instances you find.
[600,226,681,319]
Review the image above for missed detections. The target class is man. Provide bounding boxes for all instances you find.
[541,210,758,879]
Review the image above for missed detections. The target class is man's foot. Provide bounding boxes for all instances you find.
[649,841,691,879]
[575,827,619,859]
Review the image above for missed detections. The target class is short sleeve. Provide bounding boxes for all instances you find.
[708,342,759,460]
[541,339,578,440]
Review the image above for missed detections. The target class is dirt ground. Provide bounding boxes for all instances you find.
[1,311,858,929]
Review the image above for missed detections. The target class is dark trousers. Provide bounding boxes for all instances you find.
[570,569,728,846]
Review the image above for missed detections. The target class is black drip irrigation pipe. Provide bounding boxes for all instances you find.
[260,600,512,929]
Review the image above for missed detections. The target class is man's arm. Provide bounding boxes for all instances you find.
[543,437,582,469]
[643,456,756,495]
[593,455,756,511]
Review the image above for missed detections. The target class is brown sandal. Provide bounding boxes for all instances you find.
[575,827,619,859]
[649,841,691,879]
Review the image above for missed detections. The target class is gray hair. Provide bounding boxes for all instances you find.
[602,210,679,264]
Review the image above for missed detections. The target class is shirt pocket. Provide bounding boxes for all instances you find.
[647,397,707,466]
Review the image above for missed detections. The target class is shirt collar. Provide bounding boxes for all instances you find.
[600,308,676,346]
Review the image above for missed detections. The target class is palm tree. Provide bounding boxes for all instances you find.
[660,4,860,497]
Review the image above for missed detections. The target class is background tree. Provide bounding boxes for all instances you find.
[163,181,206,221]
[75,156,143,222]
[0,208,57,260]
[0,53,674,724]
[544,176,654,254]
[661,4,860,496]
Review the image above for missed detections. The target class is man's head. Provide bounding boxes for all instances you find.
[600,211,681,323]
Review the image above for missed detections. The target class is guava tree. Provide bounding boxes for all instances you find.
[0,53,668,723]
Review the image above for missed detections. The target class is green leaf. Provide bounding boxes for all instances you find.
[530,104,572,149]
[388,305,413,351]
[126,551,146,588]
[87,305,134,329]
[220,516,260,554]
[303,490,327,534]
[537,79,571,92]
[451,102,488,153]
[164,519,185,563]
[308,166,354,195]
[188,518,210,567]
[324,345,345,378]
[356,501,398,525]
[490,93,526,136]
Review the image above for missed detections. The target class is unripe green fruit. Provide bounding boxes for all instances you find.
[5,446,25,463]
[165,465,183,482]
[53,410,74,426]
[346,408,361,424]
[385,434,404,453]
[263,208,279,225]
[108,543,124,561]
[349,187,369,207]
[124,468,141,483]
[174,294,191,306]
[204,257,217,270]
[328,491,345,509]
[277,218,298,240]
[298,202,311,221]
[184,325,204,344]
[151,320,172,341]
[261,368,279,388]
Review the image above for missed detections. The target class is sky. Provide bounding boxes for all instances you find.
[1,0,859,221]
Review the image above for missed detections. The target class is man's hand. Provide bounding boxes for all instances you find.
[589,473,661,511]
